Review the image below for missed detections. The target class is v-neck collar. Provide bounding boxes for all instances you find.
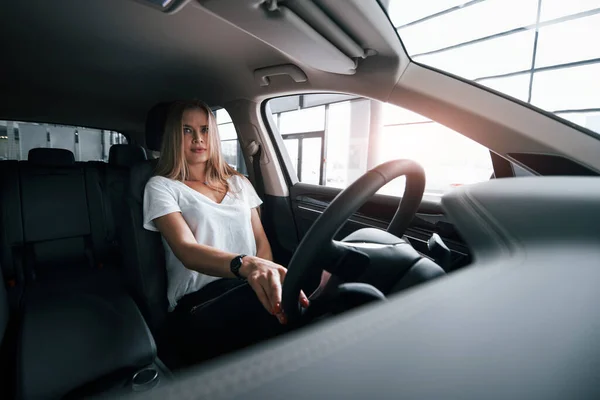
[177,179,230,205]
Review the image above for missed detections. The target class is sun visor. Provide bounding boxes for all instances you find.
[196,0,368,75]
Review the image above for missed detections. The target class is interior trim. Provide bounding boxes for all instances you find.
[392,62,600,174]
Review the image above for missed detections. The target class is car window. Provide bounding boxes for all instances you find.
[0,120,126,162]
[215,108,247,174]
[266,94,494,196]
[387,0,600,135]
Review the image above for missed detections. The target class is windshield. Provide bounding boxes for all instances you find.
[387,0,600,135]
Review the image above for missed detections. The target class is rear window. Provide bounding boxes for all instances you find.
[0,121,127,162]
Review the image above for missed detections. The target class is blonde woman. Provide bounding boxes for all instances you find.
[143,100,309,363]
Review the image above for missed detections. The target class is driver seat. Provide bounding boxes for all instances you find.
[120,102,175,365]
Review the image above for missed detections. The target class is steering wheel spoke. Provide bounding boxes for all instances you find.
[325,241,370,281]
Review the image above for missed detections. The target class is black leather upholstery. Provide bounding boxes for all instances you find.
[122,159,168,333]
[120,105,172,362]
[84,163,116,266]
[18,289,155,400]
[0,148,160,398]
[338,228,445,295]
[0,161,24,290]
[99,144,150,262]
[19,157,95,279]
[0,277,7,345]
[0,266,12,399]
[120,103,173,333]
[28,148,75,166]
[109,144,147,168]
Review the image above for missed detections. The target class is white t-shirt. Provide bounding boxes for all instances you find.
[143,174,262,311]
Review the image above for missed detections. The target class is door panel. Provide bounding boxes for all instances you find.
[289,183,471,272]
[261,195,299,267]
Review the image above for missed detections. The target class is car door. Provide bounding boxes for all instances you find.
[260,93,504,273]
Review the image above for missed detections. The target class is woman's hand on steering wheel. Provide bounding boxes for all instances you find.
[240,256,310,324]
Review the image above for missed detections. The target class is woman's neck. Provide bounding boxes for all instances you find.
[187,163,207,182]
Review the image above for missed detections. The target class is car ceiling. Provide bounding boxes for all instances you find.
[1,0,289,136]
[0,0,404,144]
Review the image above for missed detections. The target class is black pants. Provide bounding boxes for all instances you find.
[169,278,287,364]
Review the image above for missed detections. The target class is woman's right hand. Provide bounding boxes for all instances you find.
[239,256,309,324]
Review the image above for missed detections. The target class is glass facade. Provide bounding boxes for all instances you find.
[389,0,600,134]
[267,95,493,196]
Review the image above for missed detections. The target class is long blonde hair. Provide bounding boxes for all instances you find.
[155,100,241,192]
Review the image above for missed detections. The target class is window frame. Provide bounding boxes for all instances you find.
[282,130,325,185]
[262,93,507,196]
[214,107,248,175]
[0,120,128,162]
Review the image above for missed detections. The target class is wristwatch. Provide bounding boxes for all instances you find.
[230,254,247,279]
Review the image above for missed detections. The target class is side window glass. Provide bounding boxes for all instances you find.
[0,120,126,162]
[215,109,247,175]
[266,94,494,196]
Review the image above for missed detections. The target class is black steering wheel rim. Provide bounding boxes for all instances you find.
[282,159,426,323]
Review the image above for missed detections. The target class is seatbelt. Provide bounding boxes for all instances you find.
[247,140,265,202]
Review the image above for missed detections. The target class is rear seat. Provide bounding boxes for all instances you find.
[105,144,147,251]
[86,144,148,269]
[19,148,101,281]
[0,147,158,399]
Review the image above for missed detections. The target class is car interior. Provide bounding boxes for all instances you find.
[1,0,600,399]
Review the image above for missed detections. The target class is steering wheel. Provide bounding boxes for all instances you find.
[282,159,426,323]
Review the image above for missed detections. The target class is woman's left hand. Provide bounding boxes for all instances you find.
[240,256,310,324]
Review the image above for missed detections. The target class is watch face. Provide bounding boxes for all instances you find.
[231,256,243,277]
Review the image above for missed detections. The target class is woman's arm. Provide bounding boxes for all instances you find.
[154,212,240,278]
[251,207,273,261]
[154,212,308,321]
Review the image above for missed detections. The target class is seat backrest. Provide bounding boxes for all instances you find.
[106,144,148,244]
[19,149,94,280]
[120,103,172,334]
[87,144,149,266]
[109,144,147,168]
[13,148,117,284]
[121,159,168,333]
[0,161,24,294]
[0,263,12,399]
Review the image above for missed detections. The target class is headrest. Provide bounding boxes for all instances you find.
[28,148,75,166]
[145,102,173,151]
[109,144,147,168]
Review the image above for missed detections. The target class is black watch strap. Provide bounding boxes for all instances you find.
[230,254,246,279]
